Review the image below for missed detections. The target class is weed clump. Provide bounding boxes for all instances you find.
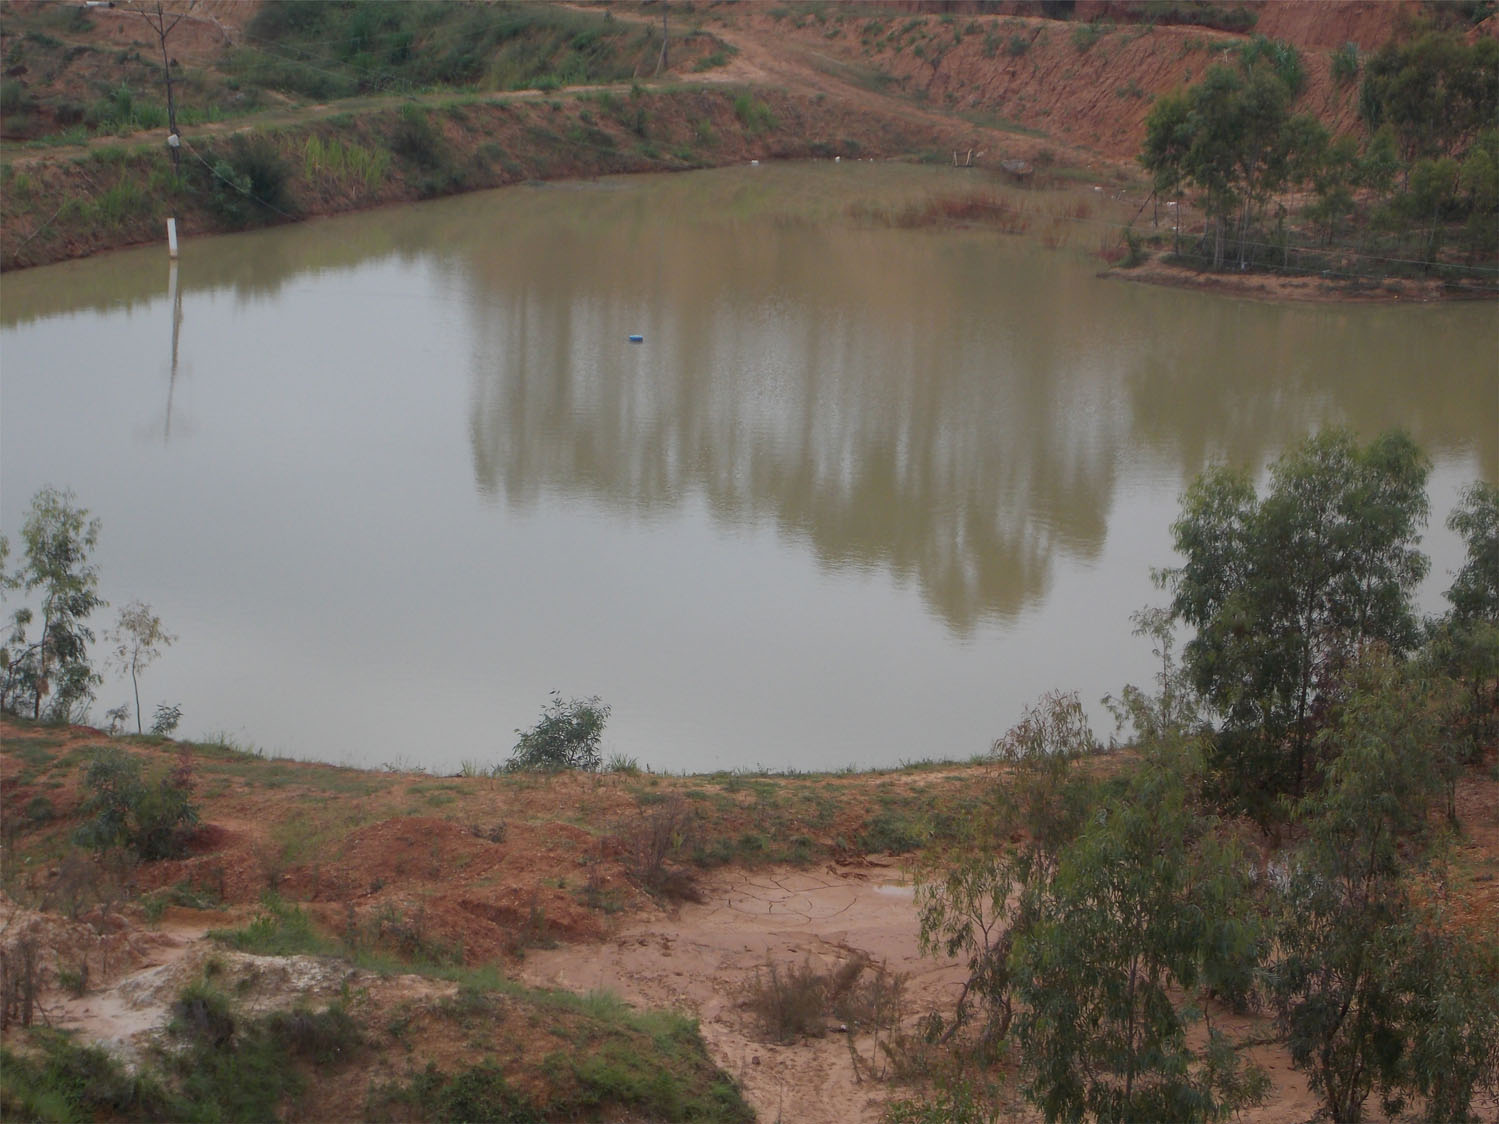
[616,796,703,902]
[745,954,907,1050]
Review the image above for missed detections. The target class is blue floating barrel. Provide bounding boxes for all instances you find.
[628,334,644,343]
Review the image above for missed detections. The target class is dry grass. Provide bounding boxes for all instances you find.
[744,952,908,1052]
[849,193,1031,234]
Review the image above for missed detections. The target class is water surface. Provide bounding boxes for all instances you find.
[2,163,1494,772]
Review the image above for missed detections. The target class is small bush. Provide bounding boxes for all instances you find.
[1331,41,1359,85]
[0,79,33,116]
[164,980,363,1121]
[857,809,927,854]
[746,958,829,1043]
[0,1029,178,1121]
[74,745,198,861]
[1239,33,1304,96]
[389,105,446,170]
[399,1061,541,1123]
[199,134,292,227]
[209,894,336,957]
[1071,21,1113,52]
[732,94,776,134]
[884,1079,1003,1123]
[506,692,610,772]
[151,703,182,736]
[263,1004,363,1065]
[170,980,236,1050]
[617,796,702,901]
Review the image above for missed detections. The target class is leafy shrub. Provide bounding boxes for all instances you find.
[1239,33,1304,96]
[732,94,776,134]
[0,1029,177,1121]
[74,745,198,861]
[151,703,183,736]
[167,980,362,1121]
[746,955,904,1049]
[505,692,610,772]
[401,1061,542,1123]
[1070,21,1112,52]
[170,980,236,1050]
[1140,1,1256,32]
[885,1080,1003,1123]
[199,135,292,227]
[1331,41,1360,85]
[390,105,445,169]
[857,809,927,854]
[0,79,32,116]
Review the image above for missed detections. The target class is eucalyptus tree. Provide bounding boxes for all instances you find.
[1159,429,1430,820]
[1010,745,1267,1123]
[107,600,176,735]
[1423,480,1499,788]
[1140,55,1325,269]
[913,691,1103,1049]
[1272,652,1499,1123]
[1445,481,1499,624]
[1360,33,1499,166]
[1,488,104,721]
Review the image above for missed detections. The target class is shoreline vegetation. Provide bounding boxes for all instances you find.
[1,1,1494,300]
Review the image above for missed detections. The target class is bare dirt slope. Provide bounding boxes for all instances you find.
[700,1,1415,162]
[5,718,1497,1122]
[0,0,1428,272]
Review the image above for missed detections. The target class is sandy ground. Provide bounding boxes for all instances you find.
[519,861,969,1124]
[514,861,1341,1124]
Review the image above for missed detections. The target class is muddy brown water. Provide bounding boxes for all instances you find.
[2,162,1494,772]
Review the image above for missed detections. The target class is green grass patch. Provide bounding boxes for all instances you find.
[371,988,753,1122]
[0,1029,177,1123]
[209,894,341,958]
[732,93,776,135]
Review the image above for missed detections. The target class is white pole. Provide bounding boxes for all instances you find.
[166,217,178,259]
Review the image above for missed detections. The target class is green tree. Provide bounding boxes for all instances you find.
[1010,747,1267,1123]
[107,600,176,735]
[505,691,610,772]
[1160,429,1430,819]
[1398,155,1463,267]
[1,488,104,721]
[1422,481,1499,781]
[1141,89,1193,255]
[1360,33,1499,166]
[1304,132,1361,245]
[1271,652,1498,1123]
[1457,128,1499,255]
[914,691,1102,1048]
[1445,480,1499,624]
[1139,61,1323,269]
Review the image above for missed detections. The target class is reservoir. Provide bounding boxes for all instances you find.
[2,162,1494,773]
